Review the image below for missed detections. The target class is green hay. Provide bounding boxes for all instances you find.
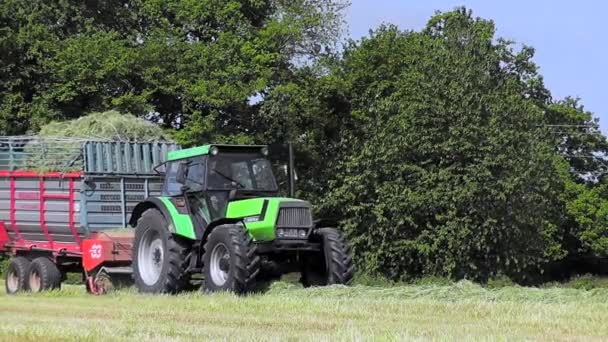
[38,111,172,141]
[22,111,173,172]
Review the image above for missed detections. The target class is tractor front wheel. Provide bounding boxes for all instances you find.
[133,209,191,294]
[301,228,354,287]
[203,225,260,294]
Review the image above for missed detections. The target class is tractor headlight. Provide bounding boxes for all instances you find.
[275,228,308,239]
[261,146,269,156]
[210,146,219,155]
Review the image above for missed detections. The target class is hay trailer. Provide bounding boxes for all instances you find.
[0,136,178,294]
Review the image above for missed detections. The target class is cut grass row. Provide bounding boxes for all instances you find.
[1,280,607,341]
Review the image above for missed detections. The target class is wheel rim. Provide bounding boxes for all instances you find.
[209,243,230,286]
[6,270,19,293]
[29,271,41,292]
[138,229,164,286]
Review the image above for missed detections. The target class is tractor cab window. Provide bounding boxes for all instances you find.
[163,156,207,196]
[163,162,181,196]
[207,153,278,192]
[184,157,206,192]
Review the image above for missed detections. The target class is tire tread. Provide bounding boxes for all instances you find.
[27,257,62,292]
[203,225,260,294]
[133,208,191,294]
[5,257,30,294]
[302,227,354,287]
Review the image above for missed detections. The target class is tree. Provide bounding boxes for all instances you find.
[546,98,608,181]
[0,0,348,138]
[311,9,567,282]
[548,100,608,260]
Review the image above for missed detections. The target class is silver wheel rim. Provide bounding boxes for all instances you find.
[7,270,19,292]
[210,243,230,286]
[29,271,41,292]
[138,229,164,286]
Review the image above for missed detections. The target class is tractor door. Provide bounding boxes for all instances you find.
[163,157,214,229]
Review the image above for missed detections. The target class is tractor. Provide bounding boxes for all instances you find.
[129,144,354,293]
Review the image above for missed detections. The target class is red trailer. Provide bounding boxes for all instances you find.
[0,136,177,294]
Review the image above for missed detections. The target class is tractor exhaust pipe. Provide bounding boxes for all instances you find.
[288,142,295,197]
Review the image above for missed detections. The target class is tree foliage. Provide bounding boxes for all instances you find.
[549,100,608,259]
[0,0,348,138]
[2,3,608,282]
[262,8,594,282]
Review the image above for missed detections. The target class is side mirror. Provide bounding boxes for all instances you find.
[176,162,188,184]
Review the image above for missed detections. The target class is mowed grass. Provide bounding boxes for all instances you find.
[0,279,607,341]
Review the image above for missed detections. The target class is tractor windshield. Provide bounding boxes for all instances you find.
[207,153,278,192]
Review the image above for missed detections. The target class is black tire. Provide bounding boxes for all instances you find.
[132,208,192,294]
[203,225,260,294]
[26,257,62,292]
[5,257,30,294]
[301,228,355,287]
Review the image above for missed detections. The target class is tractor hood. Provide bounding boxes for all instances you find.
[225,197,313,241]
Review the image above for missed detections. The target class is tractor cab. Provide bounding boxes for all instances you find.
[162,145,278,222]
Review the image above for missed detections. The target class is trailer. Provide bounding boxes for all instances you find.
[0,136,178,294]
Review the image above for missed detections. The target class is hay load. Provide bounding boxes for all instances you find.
[21,111,173,172]
[38,111,172,141]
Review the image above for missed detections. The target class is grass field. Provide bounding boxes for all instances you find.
[1,280,607,341]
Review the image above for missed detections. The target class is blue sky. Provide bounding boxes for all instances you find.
[346,0,608,132]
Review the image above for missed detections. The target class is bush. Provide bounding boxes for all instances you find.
[487,275,516,289]
[562,275,608,290]
[0,256,9,277]
[64,272,83,285]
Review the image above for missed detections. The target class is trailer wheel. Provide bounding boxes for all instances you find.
[26,257,62,292]
[5,257,30,294]
[133,208,191,294]
[300,228,354,287]
[203,225,260,294]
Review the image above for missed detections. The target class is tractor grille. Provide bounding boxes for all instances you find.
[277,207,313,228]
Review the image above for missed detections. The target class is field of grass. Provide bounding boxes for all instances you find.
[1,279,607,341]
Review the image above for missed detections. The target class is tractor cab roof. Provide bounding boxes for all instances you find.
[167,144,268,162]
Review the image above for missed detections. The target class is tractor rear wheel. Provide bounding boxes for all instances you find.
[133,208,191,294]
[301,228,354,287]
[5,257,30,294]
[26,257,62,292]
[203,225,260,294]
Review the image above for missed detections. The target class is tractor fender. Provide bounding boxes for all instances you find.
[202,217,244,243]
[129,198,200,240]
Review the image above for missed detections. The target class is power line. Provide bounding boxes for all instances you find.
[541,124,597,128]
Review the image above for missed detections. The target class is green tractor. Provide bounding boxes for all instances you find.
[129,144,354,293]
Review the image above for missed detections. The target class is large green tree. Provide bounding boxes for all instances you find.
[0,0,347,138]
[282,9,569,282]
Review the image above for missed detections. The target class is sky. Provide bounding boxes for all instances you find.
[346,0,608,132]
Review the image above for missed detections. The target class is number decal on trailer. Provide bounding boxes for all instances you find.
[89,244,102,259]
